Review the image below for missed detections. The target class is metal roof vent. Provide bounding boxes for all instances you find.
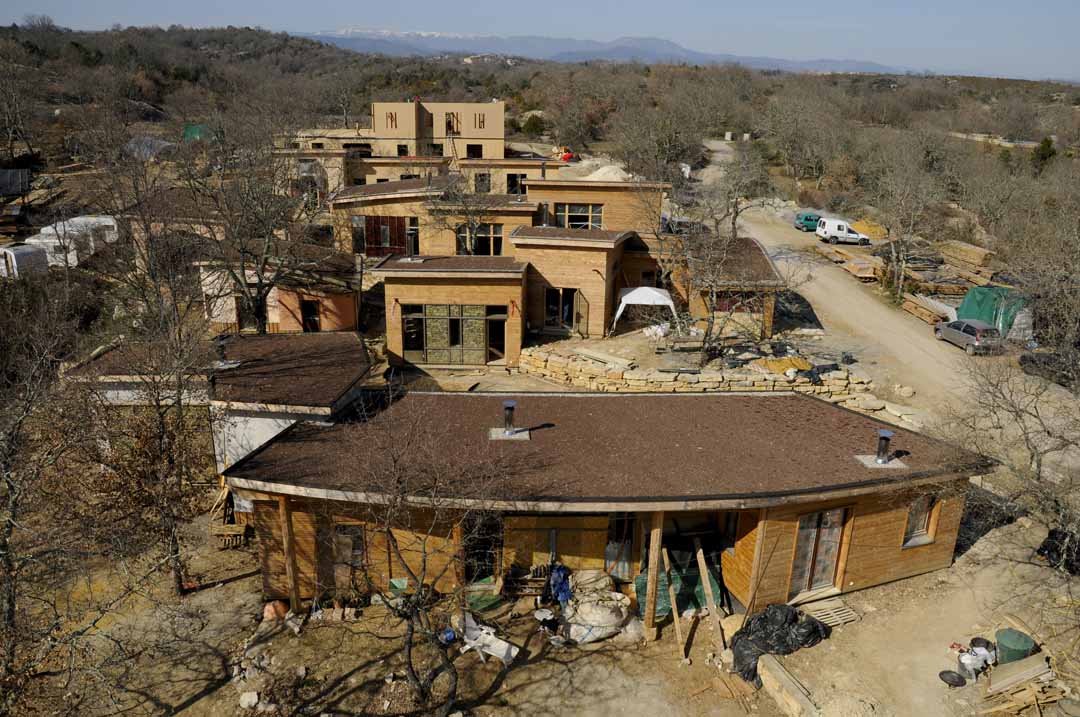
[855,428,905,469]
[489,399,530,441]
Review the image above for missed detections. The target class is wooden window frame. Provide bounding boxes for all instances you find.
[554,203,603,229]
[902,494,940,548]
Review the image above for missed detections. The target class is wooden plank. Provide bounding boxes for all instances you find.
[986,654,1051,695]
[662,547,687,659]
[694,537,727,650]
[643,511,664,640]
[278,496,301,612]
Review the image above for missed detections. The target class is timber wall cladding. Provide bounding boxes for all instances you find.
[750,481,967,607]
[720,511,760,606]
[253,499,461,599]
[502,515,609,573]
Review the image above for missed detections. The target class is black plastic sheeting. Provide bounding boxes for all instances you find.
[1036,528,1080,575]
[730,604,832,686]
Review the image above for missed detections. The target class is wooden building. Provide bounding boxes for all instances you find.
[225,392,987,626]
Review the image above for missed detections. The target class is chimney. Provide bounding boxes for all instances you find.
[875,429,894,465]
[503,400,517,436]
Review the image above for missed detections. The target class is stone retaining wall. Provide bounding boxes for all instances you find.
[514,346,923,429]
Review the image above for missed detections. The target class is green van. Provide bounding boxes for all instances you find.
[794,211,821,232]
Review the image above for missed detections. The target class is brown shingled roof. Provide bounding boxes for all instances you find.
[718,236,785,287]
[225,392,985,504]
[212,333,370,408]
[372,255,526,274]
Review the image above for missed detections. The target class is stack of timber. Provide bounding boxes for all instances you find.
[901,293,949,325]
[979,654,1059,715]
[814,244,884,281]
[940,240,995,270]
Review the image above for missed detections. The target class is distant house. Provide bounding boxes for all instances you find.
[225,391,987,621]
[24,215,119,267]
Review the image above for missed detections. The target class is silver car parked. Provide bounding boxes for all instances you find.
[934,319,1002,355]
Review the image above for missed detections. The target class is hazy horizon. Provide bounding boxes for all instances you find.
[3,0,1077,82]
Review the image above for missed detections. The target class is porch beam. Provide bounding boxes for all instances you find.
[278,495,301,612]
[643,510,664,641]
[761,292,777,339]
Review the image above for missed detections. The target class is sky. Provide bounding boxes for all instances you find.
[2,0,1077,80]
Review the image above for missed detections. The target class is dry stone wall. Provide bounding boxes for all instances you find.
[514,346,924,430]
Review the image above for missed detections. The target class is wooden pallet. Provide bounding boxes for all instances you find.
[799,597,859,627]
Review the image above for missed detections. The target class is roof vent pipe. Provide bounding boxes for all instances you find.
[875,429,894,465]
[503,400,517,436]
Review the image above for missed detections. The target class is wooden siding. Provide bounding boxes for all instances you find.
[252,498,460,599]
[502,514,608,573]
[750,480,967,608]
[720,511,760,606]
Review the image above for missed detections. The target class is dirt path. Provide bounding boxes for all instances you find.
[742,208,967,414]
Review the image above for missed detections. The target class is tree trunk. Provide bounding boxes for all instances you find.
[163,511,185,596]
[0,519,17,682]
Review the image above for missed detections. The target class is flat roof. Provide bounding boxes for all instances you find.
[329,176,449,204]
[225,392,986,509]
[372,255,526,277]
[509,226,635,247]
[523,179,671,190]
[68,333,370,411]
[213,333,370,409]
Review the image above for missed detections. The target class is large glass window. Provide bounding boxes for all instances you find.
[456,224,503,256]
[401,304,506,365]
[553,203,603,229]
[507,173,527,195]
[474,173,491,193]
[405,218,420,256]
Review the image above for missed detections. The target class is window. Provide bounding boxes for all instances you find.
[429,143,444,156]
[376,178,390,183]
[962,324,978,336]
[397,144,409,157]
[507,173,527,195]
[400,173,420,181]
[386,112,397,129]
[554,203,603,229]
[380,224,391,248]
[343,142,373,157]
[903,494,936,547]
[350,216,365,254]
[287,142,299,149]
[445,112,460,134]
[466,144,483,159]
[605,514,637,581]
[406,217,419,256]
[402,304,492,365]
[456,224,503,256]
[351,176,367,186]
[311,142,323,149]
[545,287,579,329]
[300,299,321,333]
[474,173,491,193]
[474,112,486,129]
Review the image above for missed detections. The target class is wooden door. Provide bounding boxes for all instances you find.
[788,508,845,600]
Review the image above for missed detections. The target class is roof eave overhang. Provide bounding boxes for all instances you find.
[227,464,985,513]
[374,269,525,279]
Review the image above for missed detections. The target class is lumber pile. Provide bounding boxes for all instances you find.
[979,654,1059,715]
[815,245,844,263]
[843,259,877,281]
[941,240,995,269]
[901,293,948,324]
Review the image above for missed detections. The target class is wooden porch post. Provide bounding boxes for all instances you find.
[643,510,664,641]
[278,495,301,613]
[761,292,777,339]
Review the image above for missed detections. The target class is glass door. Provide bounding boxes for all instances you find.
[787,508,846,600]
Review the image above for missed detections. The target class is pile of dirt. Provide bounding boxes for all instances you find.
[583,165,631,182]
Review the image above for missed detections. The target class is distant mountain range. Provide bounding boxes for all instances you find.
[300,28,912,74]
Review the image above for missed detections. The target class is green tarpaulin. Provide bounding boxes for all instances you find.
[182,123,211,143]
[634,566,723,618]
[957,286,1025,336]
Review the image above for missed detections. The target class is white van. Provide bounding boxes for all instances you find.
[816,218,871,245]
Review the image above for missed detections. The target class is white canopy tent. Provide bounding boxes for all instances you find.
[610,286,678,334]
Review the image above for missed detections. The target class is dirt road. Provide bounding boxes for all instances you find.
[741,208,967,413]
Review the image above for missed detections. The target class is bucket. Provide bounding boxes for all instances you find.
[995,628,1036,664]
